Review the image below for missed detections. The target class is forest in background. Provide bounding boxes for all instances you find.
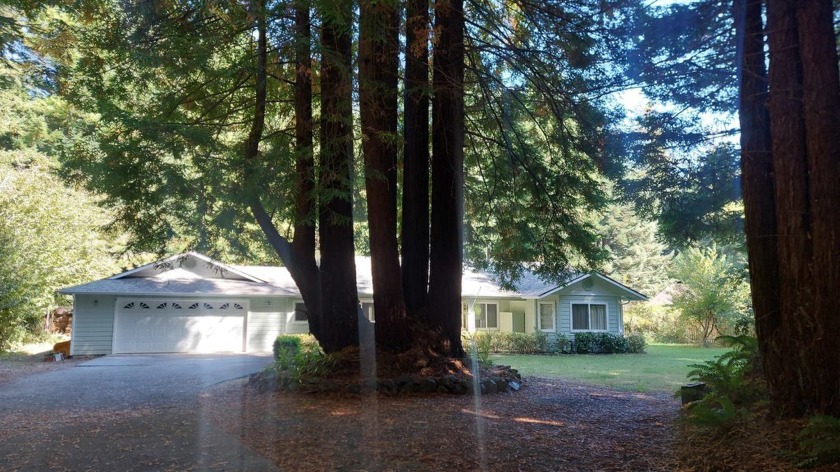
[0,0,747,351]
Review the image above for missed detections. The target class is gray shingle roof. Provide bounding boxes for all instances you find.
[60,253,646,301]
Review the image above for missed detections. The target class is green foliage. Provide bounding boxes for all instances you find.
[626,333,646,354]
[574,332,638,354]
[595,332,629,353]
[273,337,335,387]
[464,330,555,356]
[597,201,672,297]
[684,336,766,430]
[798,415,840,468]
[669,244,752,345]
[574,332,597,353]
[0,155,120,350]
[272,335,302,360]
[684,396,745,430]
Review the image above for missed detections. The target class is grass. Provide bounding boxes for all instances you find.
[491,344,730,393]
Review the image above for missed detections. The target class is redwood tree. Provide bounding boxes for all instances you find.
[317,0,359,352]
[401,0,431,317]
[428,0,466,357]
[359,0,409,350]
[738,0,840,416]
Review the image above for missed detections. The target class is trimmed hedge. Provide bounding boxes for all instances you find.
[573,332,646,354]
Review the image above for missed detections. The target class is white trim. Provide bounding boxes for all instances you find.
[109,252,266,284]
[538,301,556,332]
[69,295,76,357]
[473,301,500,330]
[569,301,610,333]
[537,273,647,301]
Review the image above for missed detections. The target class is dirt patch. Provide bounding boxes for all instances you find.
[201,376,680,471]
[0,351,89,385]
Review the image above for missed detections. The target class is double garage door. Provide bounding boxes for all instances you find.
[113,298,248,354]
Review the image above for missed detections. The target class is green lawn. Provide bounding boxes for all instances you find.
[491,344,729,393]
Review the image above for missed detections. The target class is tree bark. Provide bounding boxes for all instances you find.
[290,0,322,339]
[794,0,840,416]
[318,0,359,352]
[428,0,465,357]
[359,0,410,351]
[766,0,814,415]
[401,0,431,318]
[733,0,784,407]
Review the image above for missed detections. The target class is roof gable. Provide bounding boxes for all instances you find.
[540,272,647,301]
[112,252,265,283]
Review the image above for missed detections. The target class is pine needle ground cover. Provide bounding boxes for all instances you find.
[492,344,729,392]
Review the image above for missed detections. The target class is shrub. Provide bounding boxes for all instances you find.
[554,334,570,353]
[574,332,598,353]
[626,333,646,353]
[273,339,335,387]
[596,333,629,353]
[683,335,767,430]
[273,335,302,359]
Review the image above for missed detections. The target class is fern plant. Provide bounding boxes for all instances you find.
[798,415,840,468]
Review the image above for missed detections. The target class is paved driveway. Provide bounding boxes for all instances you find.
[0,354,280,471]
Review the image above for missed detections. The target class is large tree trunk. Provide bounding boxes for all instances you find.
[290,0,322,338]
[318,1,359,353]
[401,0,431,318]
[359,0,409,351]
[793,0,840,416]
[428,0,465,357]
[733,0,784,406]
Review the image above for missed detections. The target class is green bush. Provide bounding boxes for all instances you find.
[574,332,598,353]
[626,333,646,353]
[273,335,302,359]
[273,339,335,387]
[596,333,629,353]
[683,335,767,430]
[464,330,555,355]
[554,334,570,353]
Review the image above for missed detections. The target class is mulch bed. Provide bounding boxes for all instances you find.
[201,376,681,471]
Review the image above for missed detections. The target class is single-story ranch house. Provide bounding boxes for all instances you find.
[59,252,647,356]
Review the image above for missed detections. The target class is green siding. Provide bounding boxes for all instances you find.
[71,295,117,356]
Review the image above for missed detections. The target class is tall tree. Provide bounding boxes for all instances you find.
[428,0,465,356]
[401,0,431,317]
[318,0,359,352]
[736,0,840,416]
[733,0,783,410]
[359,0,408,350]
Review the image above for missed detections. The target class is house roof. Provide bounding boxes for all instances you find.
[59,252,294,297]
[60,253,647,301]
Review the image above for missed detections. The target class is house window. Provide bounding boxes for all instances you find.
[539,302,555,331]
[293,302,308,322]
[474,302,498,329]
[572,303,608,331]
[361,301,375,322]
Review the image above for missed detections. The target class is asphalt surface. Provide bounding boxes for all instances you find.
[0,354,280,471]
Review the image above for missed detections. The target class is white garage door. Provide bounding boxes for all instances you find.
[113,299,248,354]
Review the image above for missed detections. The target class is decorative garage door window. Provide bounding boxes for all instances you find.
[121,301,245,311]
[114,299,248,353]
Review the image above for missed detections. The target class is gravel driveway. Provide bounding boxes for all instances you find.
[0,354,279,471]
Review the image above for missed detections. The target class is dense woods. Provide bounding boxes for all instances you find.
[1,0,839,424]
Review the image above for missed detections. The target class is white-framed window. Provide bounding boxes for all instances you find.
[571,303,608,331]
[360,300,375,322]
[474,302,499,330]
[293,301,308,323]
[539,301,555,331]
